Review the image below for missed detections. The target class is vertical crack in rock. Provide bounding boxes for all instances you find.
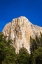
[2,16,42,54]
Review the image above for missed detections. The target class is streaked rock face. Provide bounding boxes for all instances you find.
[2,16,42,53]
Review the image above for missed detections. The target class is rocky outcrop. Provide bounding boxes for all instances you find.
[2,16,42,53]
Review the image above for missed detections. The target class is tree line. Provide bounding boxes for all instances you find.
[0,32,42,64]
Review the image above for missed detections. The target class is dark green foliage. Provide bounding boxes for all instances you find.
[19,47,28,54]
[31,47,42,64]
[17,47,30,64]
[30,33,42,64]
[0,32,42,64]
[0,32,16,64]
[39,32,42,47]
[0,32,30,64]
[30,36,37,54]
[30,33,42,54]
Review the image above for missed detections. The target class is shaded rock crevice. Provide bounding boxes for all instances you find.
[2,16,42,54]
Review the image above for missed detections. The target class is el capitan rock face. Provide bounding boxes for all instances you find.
[2,16,42,53]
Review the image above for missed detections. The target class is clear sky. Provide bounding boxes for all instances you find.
[0,0,42,32]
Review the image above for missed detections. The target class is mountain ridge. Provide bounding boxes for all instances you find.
[2,16,42,53]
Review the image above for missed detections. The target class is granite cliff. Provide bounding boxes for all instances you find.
[2,16,42,53]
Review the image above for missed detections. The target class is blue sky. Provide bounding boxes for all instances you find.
[0,0,42,32]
